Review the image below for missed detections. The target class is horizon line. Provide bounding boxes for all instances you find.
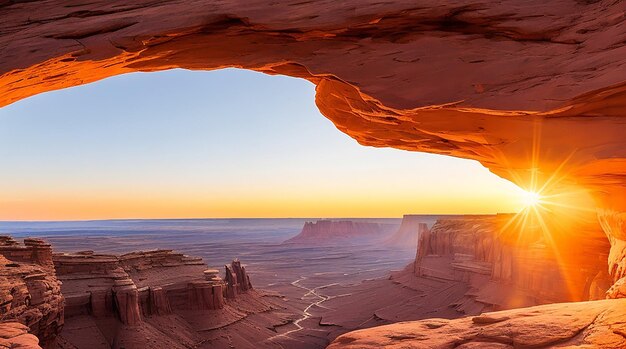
[0,213,516,223]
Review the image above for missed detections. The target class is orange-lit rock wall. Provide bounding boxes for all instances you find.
[415,216,610,307]
[0,1,625,291]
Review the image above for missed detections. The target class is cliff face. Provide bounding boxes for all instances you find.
[54,249,258,347]
[55,248,288,349]
[284,220,395,244]
[413,215,610,309]
[328,215,619,349]
[0,236,64,349]
[0,235,283,349]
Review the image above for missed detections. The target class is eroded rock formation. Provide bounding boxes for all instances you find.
[284,220,395,244]
[413,215,610,309]
[1,1,626,347]
[55,249,241,323]
[51,247,283,349]
[0,236,64,349]
[1,1,624,290]
[0,234,288,349]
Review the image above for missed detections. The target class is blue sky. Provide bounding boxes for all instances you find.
[0,68,525,220]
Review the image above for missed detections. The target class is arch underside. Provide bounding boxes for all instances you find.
[2,0,626,286]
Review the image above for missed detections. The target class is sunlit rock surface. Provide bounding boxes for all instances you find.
[414,215,609,307]
[328,299,626,349]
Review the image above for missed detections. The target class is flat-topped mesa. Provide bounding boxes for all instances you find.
[51,245,261,347]
[413,215,610,309]
[53,249,236,325]
[0,238,64,349]
[284,220,395,245]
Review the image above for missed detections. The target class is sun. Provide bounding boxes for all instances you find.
[521,190,542,208]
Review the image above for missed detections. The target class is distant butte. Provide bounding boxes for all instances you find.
[284,220,395,245]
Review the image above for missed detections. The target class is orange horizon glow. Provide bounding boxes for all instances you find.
[0,189,530,221]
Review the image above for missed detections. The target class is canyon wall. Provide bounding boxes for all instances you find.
[413,215,610,309]
[284,220,395,244]
[53,247,286,349]
[0,235,277,349]
[54,249,258,344]
[54,249,229,324]
[0,236,64,349]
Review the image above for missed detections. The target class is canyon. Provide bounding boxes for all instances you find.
[1,214,618,348]
[0,233,305,349]
[1,0,626,348]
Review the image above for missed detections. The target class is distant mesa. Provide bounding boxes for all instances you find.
[283,219,396,245]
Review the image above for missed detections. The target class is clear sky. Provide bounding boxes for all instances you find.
[0,68,527,220]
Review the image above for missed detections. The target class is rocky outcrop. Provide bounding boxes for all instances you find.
[284,220,395,244]
[328,298,626,349]
[0,237,64,348]
[54,249,238,322]
[224,259,252,298]
[51,246,264,348]
[412,215,610,309]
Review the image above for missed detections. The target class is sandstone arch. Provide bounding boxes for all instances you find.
[1,1,626,287]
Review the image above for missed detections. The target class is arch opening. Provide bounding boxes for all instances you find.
[2,1,626,347]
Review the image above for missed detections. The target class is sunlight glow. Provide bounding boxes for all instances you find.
[521,191,542,208]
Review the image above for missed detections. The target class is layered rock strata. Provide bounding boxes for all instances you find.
[53,249,245,323]
[413,215,610,309]
[0,236,64,348]
[53,248,272,348]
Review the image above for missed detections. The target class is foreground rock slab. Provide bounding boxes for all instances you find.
[327,299,626,349]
